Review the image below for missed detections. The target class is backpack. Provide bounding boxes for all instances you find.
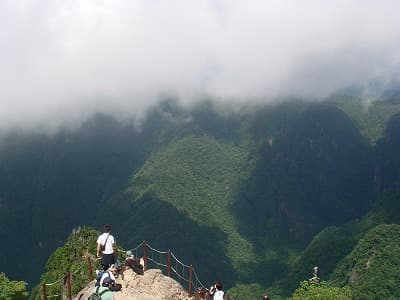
[88,286,108,300]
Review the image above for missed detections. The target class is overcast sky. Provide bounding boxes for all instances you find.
[1,0,400,131]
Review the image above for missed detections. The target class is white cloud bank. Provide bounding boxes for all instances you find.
[1,0,400,131]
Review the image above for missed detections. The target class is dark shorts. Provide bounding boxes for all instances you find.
[102,253,115,267]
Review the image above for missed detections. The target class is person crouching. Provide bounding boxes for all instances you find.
[100,265,122,292]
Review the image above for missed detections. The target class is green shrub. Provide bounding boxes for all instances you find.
[0,273,28,300]
[289,281,352,300]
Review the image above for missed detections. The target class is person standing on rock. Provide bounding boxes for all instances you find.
[97,224,116,271]
[209,281,224,300]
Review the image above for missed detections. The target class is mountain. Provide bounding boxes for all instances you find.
[274,191,396,299]
[269,108,400,299]
[1,96,400,299]
[330,224,400,299]
[234,103,373,248]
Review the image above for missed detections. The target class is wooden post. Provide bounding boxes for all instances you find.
[41,283,47,300]
[66,272,72,300]
[143,241,148,271]
[167,250,172,277]
[188,265,193,297]
[87,256,94,280]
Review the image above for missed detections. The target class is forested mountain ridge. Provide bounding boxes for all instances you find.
[330,224,400,299]
[1,96,400,299]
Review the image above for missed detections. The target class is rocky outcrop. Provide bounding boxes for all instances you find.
[73,268,193,300]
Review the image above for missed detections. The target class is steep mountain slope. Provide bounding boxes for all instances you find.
[330,224,400,299]
[273,190,400,298]
[105,134,256,286]
[268,111,400,298]
[234,103,374,248]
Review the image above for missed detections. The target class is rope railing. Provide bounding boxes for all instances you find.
[141,241,207,297]
[146,242,169,268]
[192,269,208,294]
[125,241,143,254]
[41,240,209,300]
[41,257,95,300]
[171,256,190,282]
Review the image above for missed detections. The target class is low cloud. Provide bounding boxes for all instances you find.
[1,0,400,131]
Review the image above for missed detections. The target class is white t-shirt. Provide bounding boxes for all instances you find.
[213,290,224,300]
[97,233,115,254]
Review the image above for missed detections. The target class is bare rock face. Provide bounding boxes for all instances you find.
[74,269,193,300]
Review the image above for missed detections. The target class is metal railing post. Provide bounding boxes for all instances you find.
[143,241,148,271]
[41,283,47,300]
[87,256,94,280]
[167,250,172,277]
[188,265,193,297]
[66,272,72,300]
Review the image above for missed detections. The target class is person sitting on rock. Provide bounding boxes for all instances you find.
[125,250,144,275]
[102,277,122,292]
[98,266,116,287]
[99,265,122,291]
